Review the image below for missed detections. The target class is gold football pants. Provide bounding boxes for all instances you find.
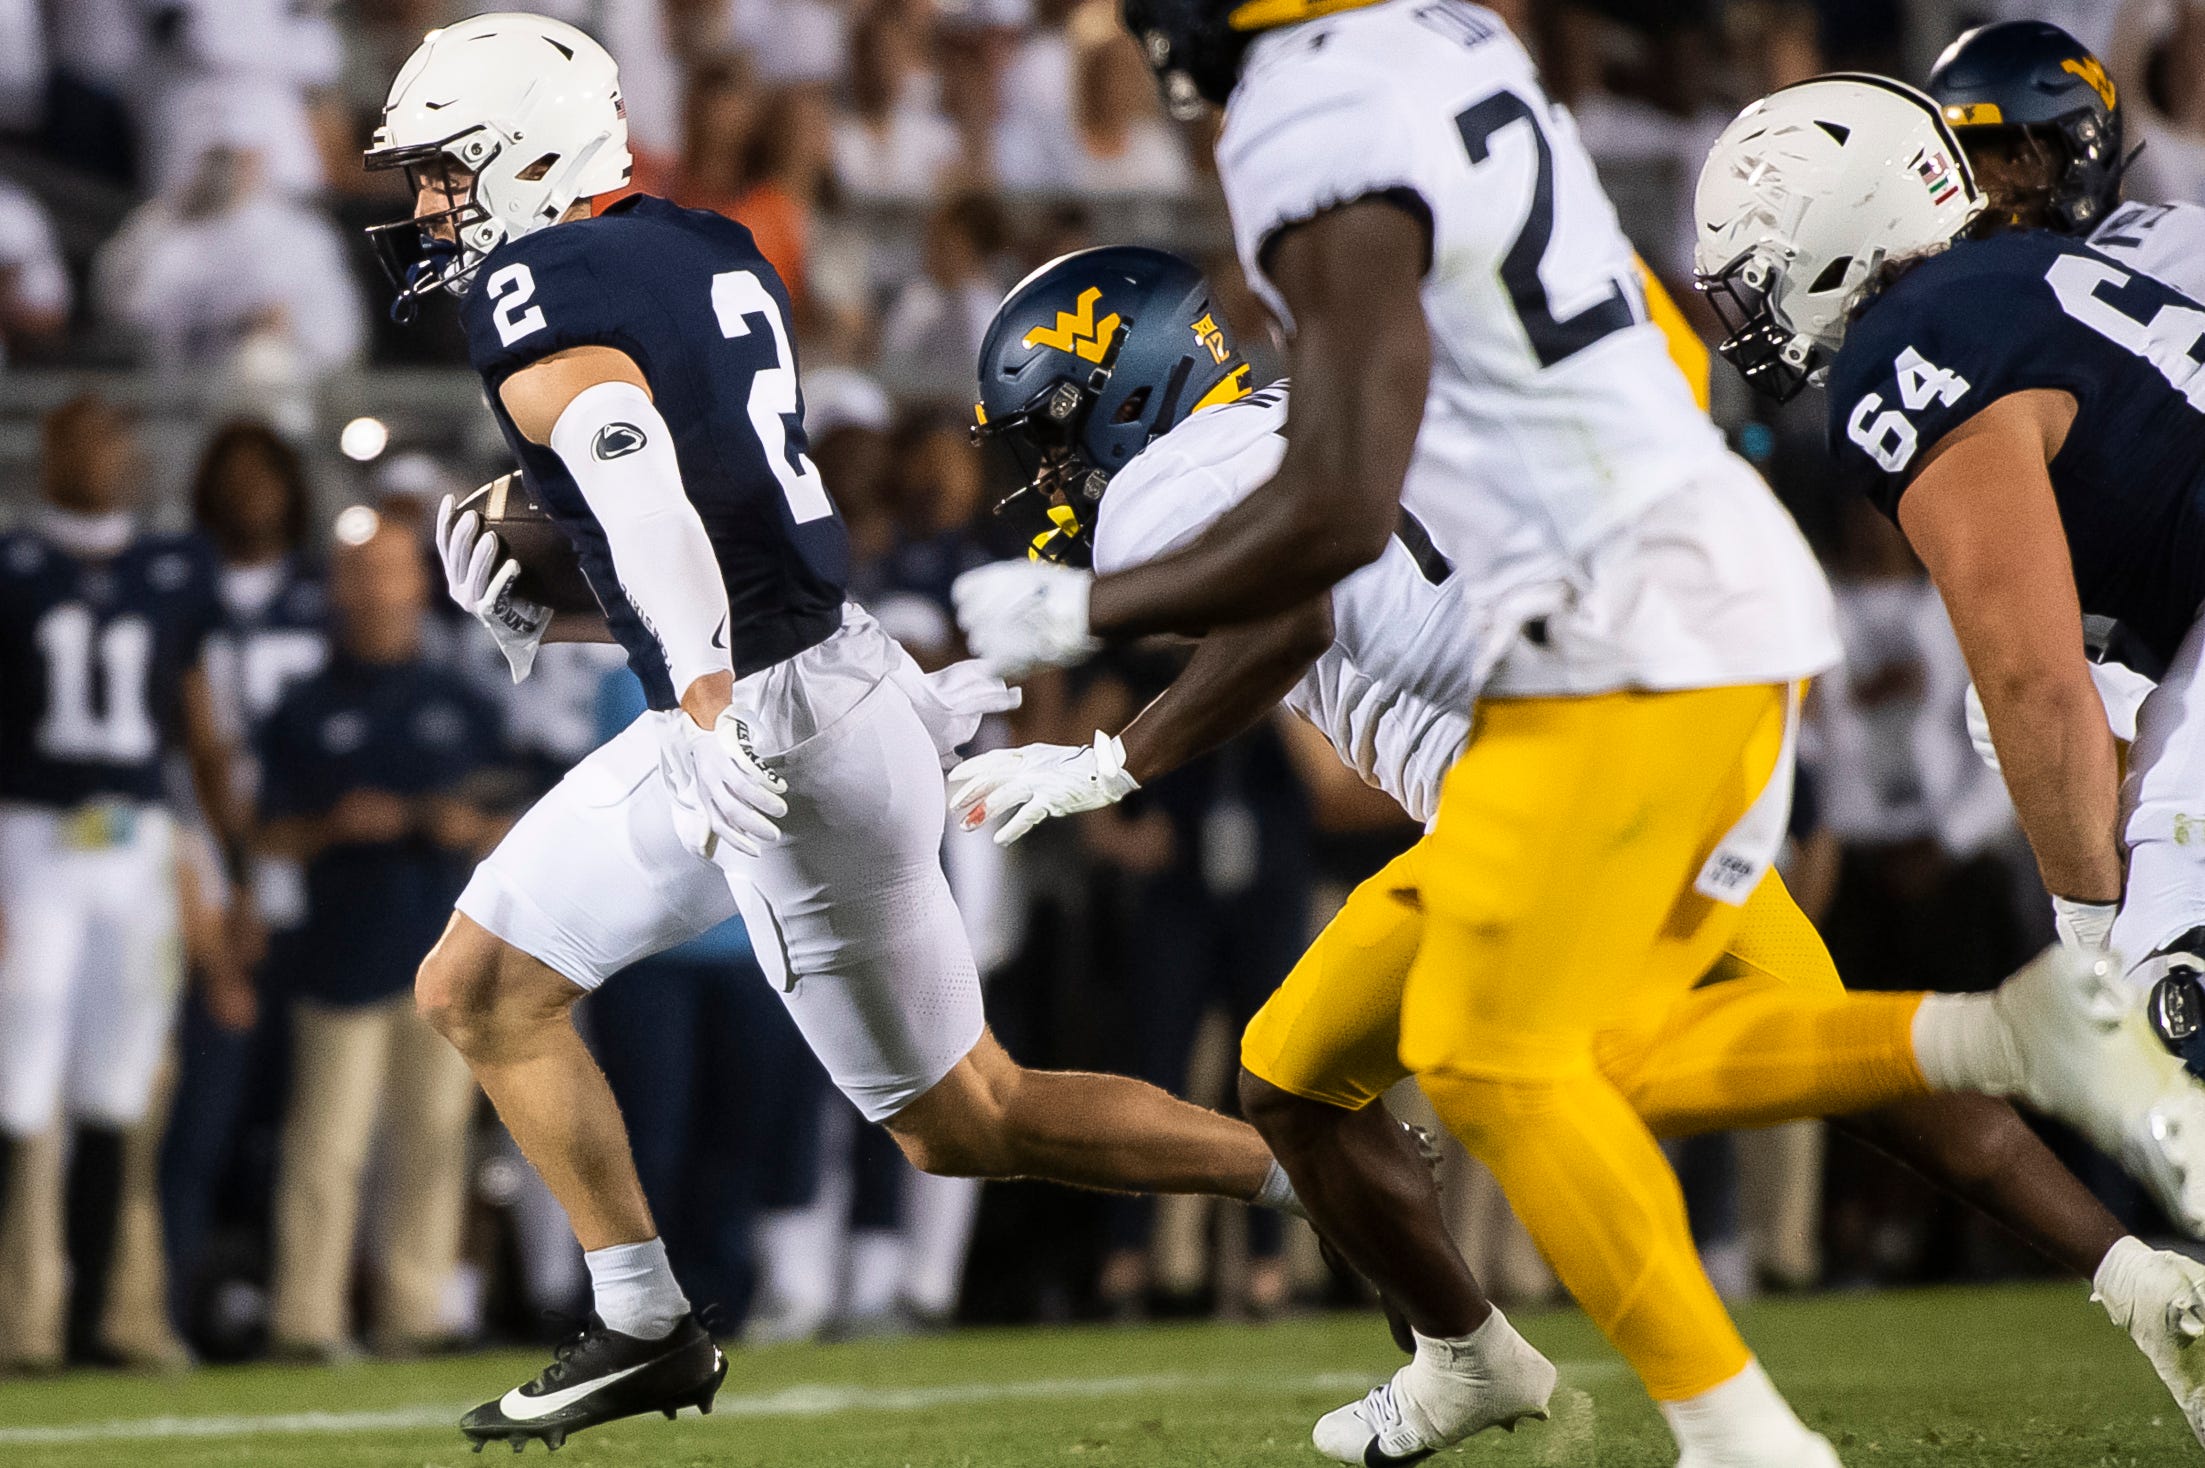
[1243,685,1929,1400]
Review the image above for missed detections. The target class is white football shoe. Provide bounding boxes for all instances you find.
[1312,1308,1555,1465]
[1996,947,2205,1235]
[2094,1236,2205,1446]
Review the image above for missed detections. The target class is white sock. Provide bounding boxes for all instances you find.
[1911,992,2022,1095]
[1409,1309,1510,1373]
[1659,1359,1814,1459]
[584,1238,688,1341]
[2093,1234,2152,1328]
[1251,1159,1307,1219]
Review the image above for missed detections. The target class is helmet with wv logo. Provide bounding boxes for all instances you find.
[1122,0,1384,117]
[364,12,633,315]
[973,246,1250,564]
[1928,21,2127,235]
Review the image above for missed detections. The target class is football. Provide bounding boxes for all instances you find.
[456,471,602,617]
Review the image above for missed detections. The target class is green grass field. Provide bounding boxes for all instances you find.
[0,1283,2196,1467]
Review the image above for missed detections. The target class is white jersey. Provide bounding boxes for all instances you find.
[1094,385,1493,824]
[1094,384,1832,824]
[1216,0,1837,696]
[2089,200,2205,303]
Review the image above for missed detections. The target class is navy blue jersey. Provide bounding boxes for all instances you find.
[1829,230,2205,666]
[258,655,504,1004]
[0,529,224,807]
[204,557,330,737]
[459,195,849,708]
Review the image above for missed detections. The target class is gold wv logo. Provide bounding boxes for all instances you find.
[2062,55,2116,111]
[1023,287,1121,364]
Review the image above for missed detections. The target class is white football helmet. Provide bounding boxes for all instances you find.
[365,12,632,309]
[1694,74,1984,400]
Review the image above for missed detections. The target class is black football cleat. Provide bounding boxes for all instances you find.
[459,1313,726,1453]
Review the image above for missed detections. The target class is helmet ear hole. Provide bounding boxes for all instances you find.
[516,152,561,181]
[1808,255,1854,294]
[1113,387,1152,424]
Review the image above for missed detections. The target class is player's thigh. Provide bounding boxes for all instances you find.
[745,680,984,1125]
[1594,868,1844,1096]
[0,810,96,1135]
[1400,685,1786,1079]
[66,817,185,1127]
[453,716,741,997]
[1241,842,1427,1110]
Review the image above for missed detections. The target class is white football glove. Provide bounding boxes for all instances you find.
[951,560,1101,680]
[660,708,791,862]
[2052,895,2118,954]
[437,492,551,684]
[948,732,1139,846]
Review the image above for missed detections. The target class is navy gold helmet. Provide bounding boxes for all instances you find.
[1122,0,1379,117]
[1927,20,2126,233]
[974,245,1250,565]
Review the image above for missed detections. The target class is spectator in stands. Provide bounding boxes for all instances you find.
[805,366,901,598]
[875,411,998,629]
[37,0,142,182]
[878,195,1006,386]
[933,0,1025,186]
[255,507,501,1361]
[137,0,348,199]
[737,0,849,84]
[641,56,825,308]
[0,177,71,366]
[93,140,366,386]
[1063,0,1189,195]
[833,1,963,202]
[160,421,330,1333]
[993,0,1189,194]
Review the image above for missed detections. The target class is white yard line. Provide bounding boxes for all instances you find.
[0,1369,1366,1445]
[0,1360,1626,1446]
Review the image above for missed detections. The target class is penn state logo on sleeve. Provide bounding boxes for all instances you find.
[593,422,647,460]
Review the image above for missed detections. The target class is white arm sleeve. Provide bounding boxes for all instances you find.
[548,379,733,700]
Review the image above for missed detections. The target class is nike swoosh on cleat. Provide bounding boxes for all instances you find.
[1363,1444,1436,1468]
[498,1361,656,1421]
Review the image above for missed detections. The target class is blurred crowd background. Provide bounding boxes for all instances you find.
[0,0,2198,1372]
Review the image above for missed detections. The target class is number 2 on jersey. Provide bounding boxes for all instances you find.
[711,270,835,524]
[1453,92,1635,368]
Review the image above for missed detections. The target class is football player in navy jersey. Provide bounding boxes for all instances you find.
[1700,73,2205,1428]
[1928,21,2205,313]
[365,14,1306,1449]
[160,422,332,1313]
[0,395,241,1364]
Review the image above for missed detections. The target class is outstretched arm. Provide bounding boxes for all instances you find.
[1118,597,1335,783]
[950,597,1335,845]
[1085,199,1431,640]
[1898,387,2121,911]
